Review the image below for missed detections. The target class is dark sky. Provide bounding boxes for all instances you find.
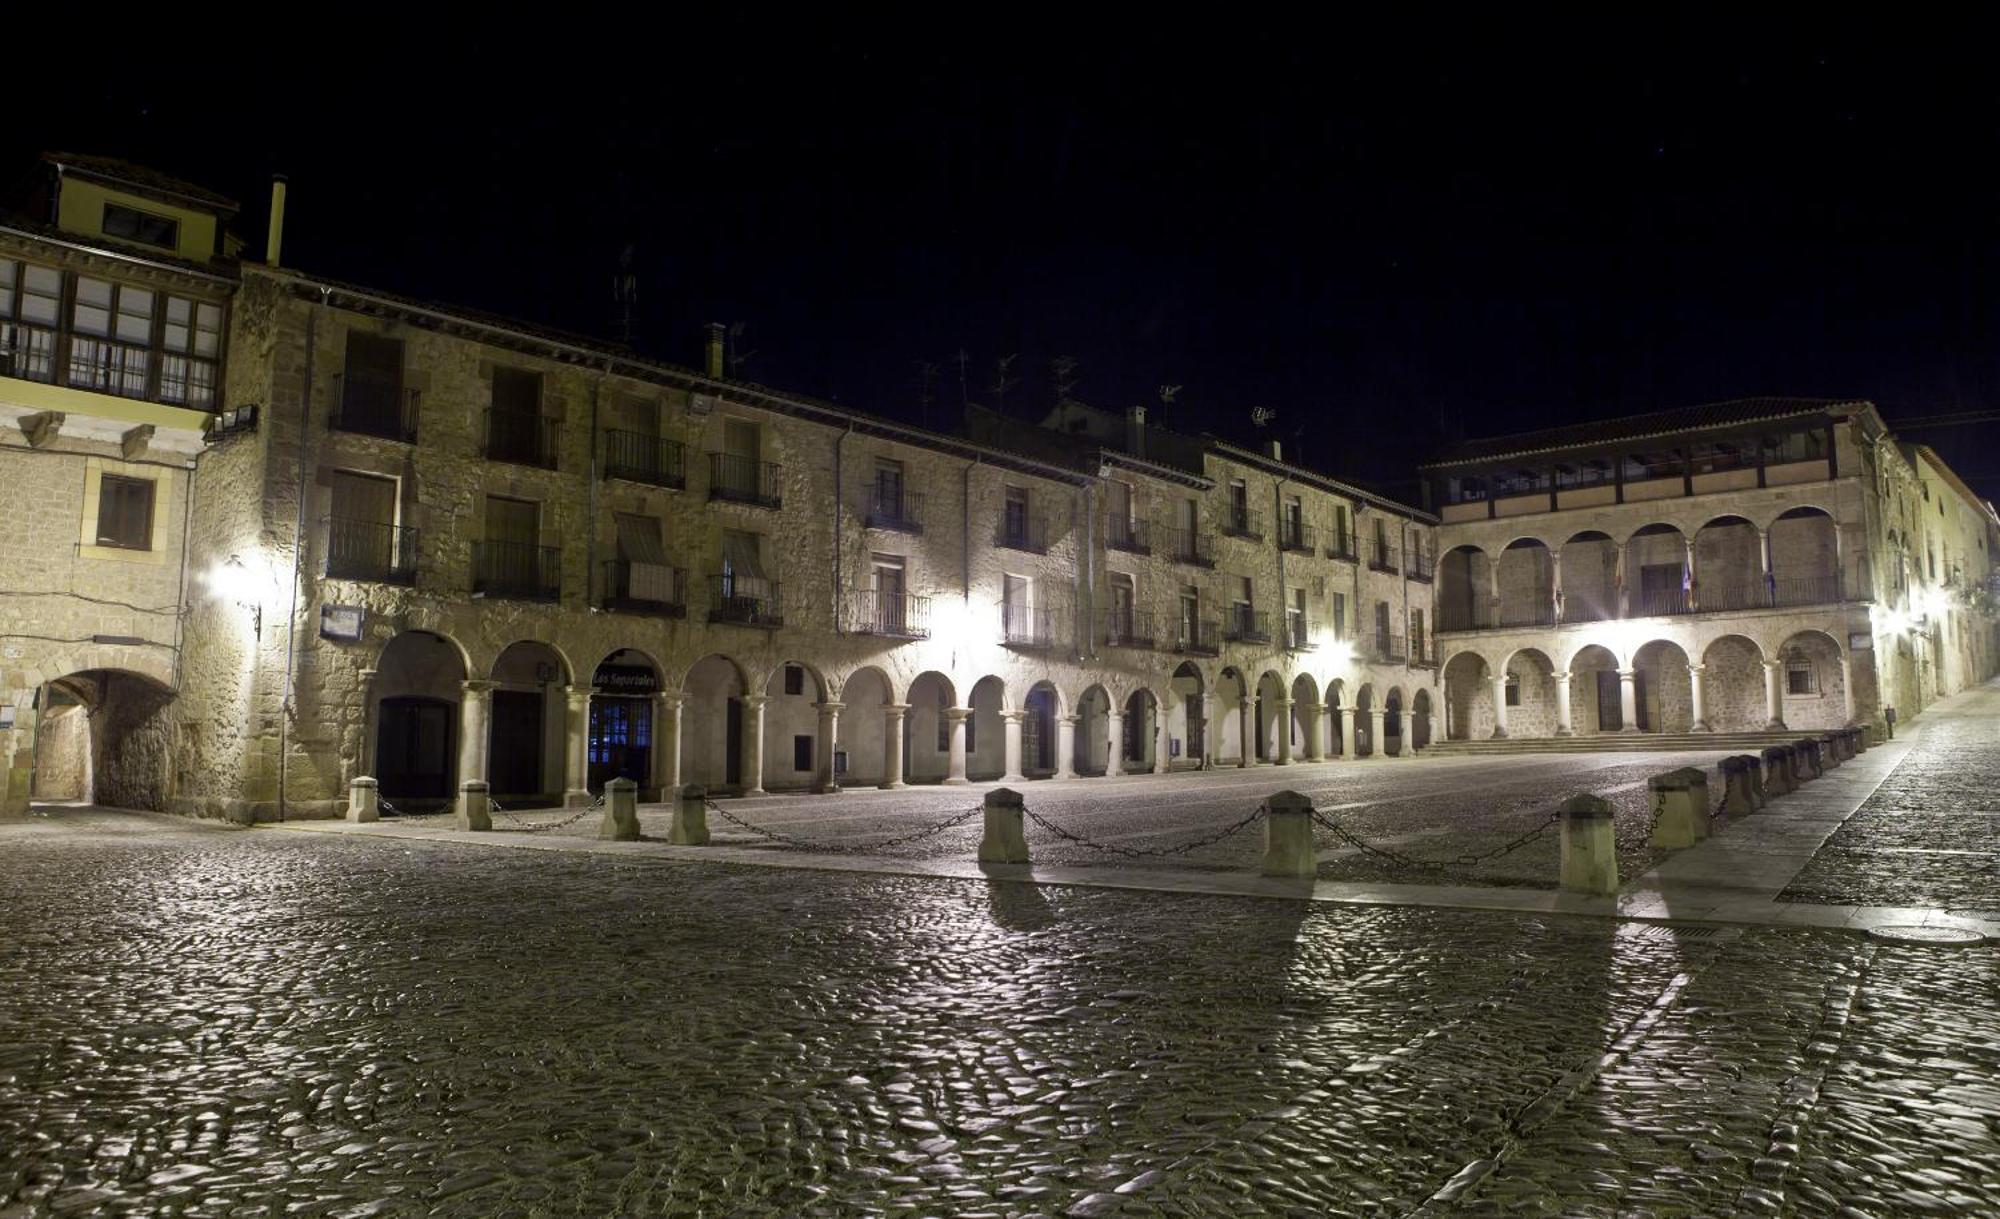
[12,20,1999,503]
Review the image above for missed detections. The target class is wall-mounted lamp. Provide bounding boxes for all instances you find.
[207,553,268,638]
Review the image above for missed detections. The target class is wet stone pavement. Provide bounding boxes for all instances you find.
[2,808,1996,1217]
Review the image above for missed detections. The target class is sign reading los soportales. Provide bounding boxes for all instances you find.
[593,664,659,694]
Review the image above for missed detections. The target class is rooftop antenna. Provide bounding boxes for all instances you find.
[611,243,639,346]
[991,353,1019,414]
[913,359,940,430]
[955,348,970,407]
[1251,406,1277,429]
[1158,384,1182,423]
[726,322,757,380]
[1050,355,1079,403]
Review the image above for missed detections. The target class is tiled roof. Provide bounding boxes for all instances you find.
[42,152,240,212]
[1422,397,1871,469]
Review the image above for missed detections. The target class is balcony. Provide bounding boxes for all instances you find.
[1697,583,1766,613]
[1374,632,1408,664]
[997,513,1049,554]
[1410,638,1438,669]
[330,375,420,443]
[709,574,783,628]
[1284,612,1314,651]
[1497,604,1557,628]
[1106,516,1151,555]
[1769,574,1845,608]
[474,540,561,602]
[1368,541,1399,574]
[1437,604,1493,632]
[601,560,686,617]
[1406,551,1436,583]
[1222,507,1264,542]
[864,486,924,534]
[485,410,558,469]
[1558,598,1616,624]
[1634,588,1694,617]
[1325,529,1358,562]
[1171,617,1221,657]
[1279,519,1315,555]
[1223,606,1271,644]
[846,588,930,639]
[602,431,685,489]
[708,453,783,508]
[1101,608,1156,650]
[1001,602,1056,649]
[1166,526,1214,568]
[324,518,418,585]
[0,319,57,384]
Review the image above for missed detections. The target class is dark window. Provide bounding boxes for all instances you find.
[966,713,976,753]
[793,734,812,771]
[102,203,180,251]
[937,690,950,752]
[1786,660,1814,696]
[492,366,542,416]
[1504,677,1520,707]
[784,664,805,696]
[96,474,154,549]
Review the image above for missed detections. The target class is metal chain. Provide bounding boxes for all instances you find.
[1021,805,1266,858]
[500,792,607,834]
[704,799,982,854]
[378,797,455,822]
[1310,804,1562,875]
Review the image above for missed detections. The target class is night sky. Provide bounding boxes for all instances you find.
[11,22,1998,503]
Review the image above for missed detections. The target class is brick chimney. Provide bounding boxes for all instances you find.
[704,323,726,379]
[1125,404,1146,457]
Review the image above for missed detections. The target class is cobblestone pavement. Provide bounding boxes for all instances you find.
[468,749,1747,888]
[1782,683,2000,915]
[2,808,1996,1217]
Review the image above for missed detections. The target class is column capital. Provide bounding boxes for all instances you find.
[881,703,911,717]
[653,691,686,709]
[1273,697,1292,709]
[943,707,972,723]
[1686,663,1706,676]
[1617,668,1637,680]
[1762,659,1785,673]
[815,701,845,715]
[743,693,770,709]
[565,683,600,699]
[358,667,379,682]
[1000,709,1026,724]
[461,679,498,694]
[1553,671,1571,682]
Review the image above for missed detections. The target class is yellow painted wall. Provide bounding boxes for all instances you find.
[56,179,219,263]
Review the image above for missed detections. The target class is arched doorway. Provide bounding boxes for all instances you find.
[1075,684,1112,776]
[1354,684,1376,756]
[1326,679,1347,756]
[373,630,469,808]
[1122,688,1161,772]
[1290,673,1320,761]
[1628,524,1691,616]
[1501,647,1559,737]
[836,666,896,788]
[28,668,176,809]
[1567,644,1621,734]
[1216,666,1249,765]
[588,649,662,795]
[683,653,747,792]
[1440,651,1490,740]
[968,676,1007,781]
[1254,670,1286,762]
[906,671,957,784]
[1168,662,1206,767]
[1632,640,1694,733]
[1701,635,1766,732]
[1411,689,1434,750]
[762,660,829,792]
[1024,681,1062,777]
[1776,630,1848,729]
[1384,687,1405,755]
[490,640,572,807]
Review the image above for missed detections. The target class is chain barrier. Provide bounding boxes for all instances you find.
[498,792,606,834]
[378,797,455,823]
[704,798,982,854]
[1309,804,1561,876]
[1020,805,1266,858]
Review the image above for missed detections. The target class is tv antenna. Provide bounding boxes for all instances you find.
[1251,406,1278,429]
[727,322,757,380]
[611,243,638,346]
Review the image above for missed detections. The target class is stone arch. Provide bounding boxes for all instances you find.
[1699,634,1767,733]
[1437,544,1492,631]
[1121,687,1163,773]
[1632,638,1695,733]
[1693,514,1763,612]
[682,653,749,792]
[372,629,472,809]
[760,660,831,792]
[1289,672,1320,760]
[1499,647,1559,738]
[1167,661,1207,768]
[1024,679,1064,777]
[587,647,666,795]
[1565,643,1622,735]
[1775,629,1849,730]
[905,670,957,784]
[1074,682,1114,776]
[1384,686,1406,755]
[1768,506,1842,606]
[491,639,574,686]
[1558,530,1619,623]
[1252,670,1288,764]
[486,641,576,806]
[967,675,1007,781]
[28,665,177,811]
[1354,682,1377,756]
[1497,538,1556,627]
[835,665,897,788]
[1216,665,1251,765]
[1411,688,1434,750]
[1440,650,1491,741]
[1626,523,1691,616]
[1325,676,1348,756]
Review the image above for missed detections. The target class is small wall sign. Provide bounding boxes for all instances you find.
[1849,632,1872,651]
[320,605,365,643]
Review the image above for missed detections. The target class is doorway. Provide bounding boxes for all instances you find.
[377,697,455,801]
[489,690,544,796]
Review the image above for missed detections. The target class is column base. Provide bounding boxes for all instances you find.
[942,776,970,786]
[1554,727,1573,737]
[563,789,592,808]
[878,780,905,791]
[1765,720,1786,731]
[1690,721,1711,733]
[1001,773,1025,784]
[1490,728,1509,740]
[1619,726,1640,734]
[744,787,767,797]
[813,782,841,795]
[1054,770,1077,781]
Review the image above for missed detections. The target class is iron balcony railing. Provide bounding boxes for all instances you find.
[324,517,418,585]
[1106,515,1151,555]
[997,512,1049,554]
[1558,598,1616,624]
[601,560,686,616]
[0,320,58,384]
[1325,528,1358,562]
[1224,606,1271,644]
[330,374,420,442]
[1436,603,1494,632]
[1410,637,1438,669]
[709,574,783,627]
[1696,583,1764,612]
[1279,519,1315,554]
[1375,631,1408,663]
[1634,588,1694,617]
[708,453,783,508]
[1368,540,1400,573]
[602,431,685,489]
[1101,608,1156,650]
[864,486,924,534]
[1769,573,1844,608]
[485,410,558,469]
[474,540,561,601]
[1406,550,1436,582]
[1497,604,1557,628]
[1166,526,1214,568]
[1222,507,1264,541]
[845,588,930,638]
[1172,617,1221,656]
[1001,602,1056,649]
[1284,611,1314,651]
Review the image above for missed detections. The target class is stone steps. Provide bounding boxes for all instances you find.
[1422,730,1822,756]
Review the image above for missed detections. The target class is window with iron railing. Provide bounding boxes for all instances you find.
[473,540,561,601]
[1166,526,1214,567]
[1101,607,1156,649]
[602,560,686,616]
[1224,605,1271,643]
[325,518,419,585]
[602,431,685,488]
[997,511,1049,553]
[1106,514,1150,554]
[708,453,783,507]
[1000,600,1055,648]
[1222,506,1264,541]
[709,573,783,627]
[1279,518,1315,554]
[865,484,924,533]
[846,587,930,638]
[0,260,221,408]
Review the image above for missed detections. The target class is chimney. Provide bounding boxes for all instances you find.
[704,323,726,379]
[1125,404,1147,458]
[265,175,287,267]
[1266,438,1283,462]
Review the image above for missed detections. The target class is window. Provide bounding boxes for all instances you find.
[338,332,406,435]
[793,735,813,771]
[159,296,221,407]
[937,687,951,752]
[1504,675,1520,706]
[1331,591,1347,639]
[784,664,805,696]
[102,203,180,251]
[492,366,541,416]
[96,475,155,549]
[1785,655,1815,696]
[1004,486,1029,534]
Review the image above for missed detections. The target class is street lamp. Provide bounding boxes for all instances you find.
[207,552,269,638]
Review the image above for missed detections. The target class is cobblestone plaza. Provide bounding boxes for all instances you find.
[3,686,1998,1216]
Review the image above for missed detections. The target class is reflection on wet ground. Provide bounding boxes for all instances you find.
[2,808,1995,1216]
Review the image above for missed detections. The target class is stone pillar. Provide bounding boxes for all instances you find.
[1055,713,1079,780]
[455,779,491,832]
[1368,708,1386,757]
[1001,710,1025,782]
[1683,537,1699,611]
[1273,698,1293,765]
[1338,706,1356,759]
[358,667,381,777]
[1647,767,1711,849]
[1105,709,1125,776]
[670,782,710,845]
[1237,697,1252,767]
[1487,559,1501,623]
[562,685,593,808]
[1761,660,1787,730]
[1839,653,1855,725]
[1154,713,1170,774]
[742,694,768,795]
[599,777,639,841]
[943,708,970,784]
[652,693,683,798]
[880,704,908,789]
[1304,703,1324,761]
[1558,793,1618,894]
[1199,694,1216,766]
[1260,790,1317,878]
[1616,541,1631,617]
[1489,675,1510,739]
[1550,548,1564,622]
[346,775,379,823]
[978,786,1029,864]
[458,679,495,787]
[1687,664,1710,732]
[1617,668,1640,733]
[1553,672,1574,736]
[813,701,843,793]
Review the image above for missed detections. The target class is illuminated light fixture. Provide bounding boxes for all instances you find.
[928,598,975,651]
[1917,587,1951,620]
[1879,608,1911,635]
[207,552,269,637]
[206,404,259,438]
[1322,639,1355,666]
[1589,619,1652,662]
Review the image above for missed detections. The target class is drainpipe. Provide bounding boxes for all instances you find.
[1273,478,1287,641]
[1080,482,1096,661]
[586,368,602,611]
[170,446,205,692]
[833,424,850,632]
[277,287,328,821]
[963,459,976,604]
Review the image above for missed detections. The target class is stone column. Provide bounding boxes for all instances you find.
[1617,669,1640,733]
[1001,709,1025,782]
[1553,671,1574,736]
[1550,548,1564,622]
[652,692,683,798]
[1237,696,1252,766]
[1839,653,1856,725]
[1757,527,1774,603]
[1489,675,1510,739]
[813,701,843,793]
[944,708,970,784]
[358,667,381,777]
[1055,713,1079,780]
[1487,558,1501,623]
[1273,698,1293,764]
[1683,537,1699,611]
[1304,703,1324,761]
[1761,660,1787,730]
[1687,664,1709,732]
[880,704,908,789]
[742,694,768,795]
[1154,713,1170,773]
[1105,709,1125,776]
[1199,693,1216,766]
[562,685,593,808]
[1368,708,1387,757]
[458,679,495,788]
[1616,540,1631,617]
[1338,706,1356,759]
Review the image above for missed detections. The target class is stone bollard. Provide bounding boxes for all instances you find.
[599,777,640,841]
[1648,767,1712,849]
[978,787,1030,864]
[1719,756,1757,816]
[347,775,380,823]
[1817,734,1842,769]
[1742,754,1767,810]
[1850,726,1867,755]
[1558,793,1619,895]
[456,780,492,832]
[670,783,711,846]
[1795,740,1820,782]
[1260,790,1318,878]
[1761,746,1794,796]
